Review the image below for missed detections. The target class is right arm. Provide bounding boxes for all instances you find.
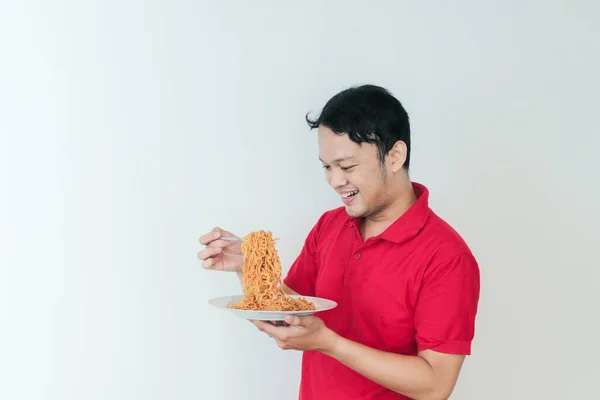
[281,282,299,295]
[198,227,300,295]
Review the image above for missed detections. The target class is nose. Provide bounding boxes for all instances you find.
[328,168,348,189]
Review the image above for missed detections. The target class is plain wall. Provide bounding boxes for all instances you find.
[1,1,599,399]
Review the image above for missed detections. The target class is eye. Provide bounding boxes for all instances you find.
[321,165,330,170]
[341,165,357,171]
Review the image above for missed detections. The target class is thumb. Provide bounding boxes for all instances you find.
[212,226,237,240]
[284,315,302,326]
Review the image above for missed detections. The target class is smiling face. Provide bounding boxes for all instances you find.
[318,125,408,219]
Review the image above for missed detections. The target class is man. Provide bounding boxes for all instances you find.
[198,84,480,400]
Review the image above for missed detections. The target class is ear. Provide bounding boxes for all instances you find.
[388,140,407,172]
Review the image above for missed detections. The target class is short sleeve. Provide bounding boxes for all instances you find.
[414,253,480,355]
[283,213,328,297]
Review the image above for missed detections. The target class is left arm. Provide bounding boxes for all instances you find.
[324,330,464,400]
[254,316,464,400]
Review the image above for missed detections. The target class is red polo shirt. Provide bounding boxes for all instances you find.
[283,182,480,400]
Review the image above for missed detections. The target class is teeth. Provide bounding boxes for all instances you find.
[342,191,358,198]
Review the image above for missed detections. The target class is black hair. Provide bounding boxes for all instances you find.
[306,84,411,169]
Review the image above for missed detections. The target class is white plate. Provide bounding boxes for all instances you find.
[208,294,338,321]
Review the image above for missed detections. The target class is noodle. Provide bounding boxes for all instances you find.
[229,230,316,311]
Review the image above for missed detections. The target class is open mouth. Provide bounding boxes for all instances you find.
[341,190,359,204]
[342,190,359,199]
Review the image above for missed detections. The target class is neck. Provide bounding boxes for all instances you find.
[360,179,417,239]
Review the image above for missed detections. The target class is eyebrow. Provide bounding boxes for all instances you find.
[319,156,357,163]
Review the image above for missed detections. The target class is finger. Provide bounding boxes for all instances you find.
[253,320,282,338]
[199,230,217,245]
[197,246,222,261]
[201,257,221,270]
[200,232,239,252]
[210,238,239,249]
[199,252,224,270]
[212,226,236,237]
[251,320,268,329]
[284,315,302,326]
[250,320,272,337]
[199,226,230,245]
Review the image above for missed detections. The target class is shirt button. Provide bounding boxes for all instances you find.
[355,253,360,259]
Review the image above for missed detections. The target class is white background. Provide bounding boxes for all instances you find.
[1,1,599,399]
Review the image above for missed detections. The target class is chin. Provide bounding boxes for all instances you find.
[345,204,367,218]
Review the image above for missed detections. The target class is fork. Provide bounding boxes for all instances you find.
[218,236,241,242]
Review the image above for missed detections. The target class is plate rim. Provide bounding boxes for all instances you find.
[208,294,338,315]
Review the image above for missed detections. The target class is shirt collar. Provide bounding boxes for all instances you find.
[348,181,431,244]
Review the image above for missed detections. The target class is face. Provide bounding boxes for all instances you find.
[317,126,406,219]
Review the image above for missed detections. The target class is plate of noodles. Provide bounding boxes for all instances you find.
[208,229,338,321]
[208,294,338,321]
